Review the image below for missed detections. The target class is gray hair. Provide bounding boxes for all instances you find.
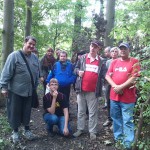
[25,36,36,43]
[110,47,120,52]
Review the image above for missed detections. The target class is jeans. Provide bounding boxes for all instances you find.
[110,100,135,149]
[43,113,71,135]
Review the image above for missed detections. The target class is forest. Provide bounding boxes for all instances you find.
[0,0,150,149]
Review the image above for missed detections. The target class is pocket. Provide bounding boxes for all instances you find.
[15,62,27,73]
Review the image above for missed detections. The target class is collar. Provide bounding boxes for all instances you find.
[87,53,99,62]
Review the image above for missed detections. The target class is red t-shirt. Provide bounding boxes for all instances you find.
[82,55,99,92]
[106,57,140,103]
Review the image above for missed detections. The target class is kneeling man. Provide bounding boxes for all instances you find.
[43,78,71,137]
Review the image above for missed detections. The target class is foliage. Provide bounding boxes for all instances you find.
[133,49,150,149]
[113,0,150,47]
[11,0,90,58]
[0,113,11,149]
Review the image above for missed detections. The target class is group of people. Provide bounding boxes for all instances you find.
[0,36,140,150]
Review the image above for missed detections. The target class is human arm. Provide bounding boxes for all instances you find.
[63,107,69,136]
[0,53,16,96]
[46,90,58,114]
[45,64,55,83]
[74,55,85,77]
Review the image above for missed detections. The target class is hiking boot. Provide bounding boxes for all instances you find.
[73,130,83,137]
[90,133,96,140]
[11,132,20,143]
[103,119,112,127]
[47,131,56,137]
[102,105,107,109]
[110,125,113,131]
[23,130,36,140]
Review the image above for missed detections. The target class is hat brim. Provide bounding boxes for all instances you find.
[91,42,101,48]
[119,44,129,49]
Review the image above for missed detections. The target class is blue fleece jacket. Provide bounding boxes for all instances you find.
[46,61,76,87]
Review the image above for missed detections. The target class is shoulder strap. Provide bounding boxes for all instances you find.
[19,50,34,88]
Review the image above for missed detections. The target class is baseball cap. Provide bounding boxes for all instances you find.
[119,42,130,49]
[91,40,103,48]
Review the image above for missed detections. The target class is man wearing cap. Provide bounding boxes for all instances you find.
[73,40,106,140]
[105,43,140,149]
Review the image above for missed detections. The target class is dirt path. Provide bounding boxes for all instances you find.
[4,85,116,150]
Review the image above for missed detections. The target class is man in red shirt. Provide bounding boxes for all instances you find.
[105,42,140,150]
[73,40,106,140]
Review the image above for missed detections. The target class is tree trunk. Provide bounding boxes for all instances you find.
[1,0,14,107]
[25,0,32,37]
[104,0,116,47]
[1,0,14,69]
[72,0,82,52]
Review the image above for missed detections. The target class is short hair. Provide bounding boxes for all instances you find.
[25,36,36,43]
[110,47,119,52]
[47,48,54,53]
[104,46,111,52]
[59,51,68,57]
[49,78,58,85]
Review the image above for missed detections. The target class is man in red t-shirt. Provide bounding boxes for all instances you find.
[73,40,106,140]
[105,42,140,149]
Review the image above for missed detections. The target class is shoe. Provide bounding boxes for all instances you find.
[48,131,55,137]
[90,133,96,140]
[103,119,112,127]
[110,125,113,131]
[102,105,107,109]
[73,130,83,137]
[11,132,20,143]
[23,130,36,140]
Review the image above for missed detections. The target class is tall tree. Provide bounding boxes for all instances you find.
[1,0,14,68]
[93,0,106,42]
[104,0,116,47]
[25,0,32,37]
[72,0,82,52]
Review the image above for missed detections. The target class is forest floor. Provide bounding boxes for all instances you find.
[1,85,116,150]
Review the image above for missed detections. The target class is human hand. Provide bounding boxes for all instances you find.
[1,89,8,97]
[63,127,69,136]
[113,85,123,95]
[52,90,58,99]
[78,71,84,77]
[40,77,44,83]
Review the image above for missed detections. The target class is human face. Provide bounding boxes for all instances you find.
[59,53,67,62]
[23,39,36,55]
[47,51,54,56]
[111,49,119,59]
[104,48,111,58]
[119,46,130,60]
[49,83,58,92]
[56,50,61,57]
[90,44,99,56]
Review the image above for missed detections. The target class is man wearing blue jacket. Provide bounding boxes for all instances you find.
[46,51,76,107]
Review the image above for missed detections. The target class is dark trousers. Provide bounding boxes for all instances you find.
[43,80,47,94]
[105,84,112,121]
[7,91,32,130]
[59,86,71,107]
